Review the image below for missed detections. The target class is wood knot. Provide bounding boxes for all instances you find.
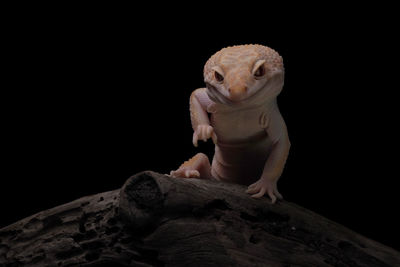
[119,171,165,228]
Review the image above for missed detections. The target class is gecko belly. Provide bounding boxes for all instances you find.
[211,135,273,185]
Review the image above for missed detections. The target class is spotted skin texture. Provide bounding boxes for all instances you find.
[204,45,283,83]
[170,45,290,203]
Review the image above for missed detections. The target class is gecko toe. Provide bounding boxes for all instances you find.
[274,189,283,199]
[184,170,200,178]
[246,185,260,194]
[267,189,277,203]
[251,187,267,198]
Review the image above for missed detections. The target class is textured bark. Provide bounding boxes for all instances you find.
[1,171,399,266]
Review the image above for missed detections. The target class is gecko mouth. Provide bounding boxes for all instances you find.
[205,83,234,105]
[206,81,269,107]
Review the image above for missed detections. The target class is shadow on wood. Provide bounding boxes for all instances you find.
[1,171,399,266]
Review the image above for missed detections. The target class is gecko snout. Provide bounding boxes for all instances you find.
[228,86,248,101]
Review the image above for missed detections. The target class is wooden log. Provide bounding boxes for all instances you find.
[1,171,399,266]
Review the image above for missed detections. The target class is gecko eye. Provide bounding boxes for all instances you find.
[214,71,224,82]
[254,64,265,78]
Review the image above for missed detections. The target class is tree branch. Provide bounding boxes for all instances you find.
[1,171,399,266]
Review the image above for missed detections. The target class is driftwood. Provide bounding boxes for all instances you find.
[0,171,399,266]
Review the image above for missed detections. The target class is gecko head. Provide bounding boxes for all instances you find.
[204,44,284,106]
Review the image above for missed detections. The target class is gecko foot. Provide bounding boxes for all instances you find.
[170,169,200,178]
[246,178,283,204]
[170,153,212,179]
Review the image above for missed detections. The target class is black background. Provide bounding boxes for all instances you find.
[2,8,399,251]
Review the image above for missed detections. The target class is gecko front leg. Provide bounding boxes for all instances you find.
[170,88,216,179]
[246,109,291,203]
[190,88,217,147]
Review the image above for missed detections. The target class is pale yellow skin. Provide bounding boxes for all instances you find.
[170,44,290,203]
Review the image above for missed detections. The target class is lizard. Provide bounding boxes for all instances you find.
[170,44,290,203]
